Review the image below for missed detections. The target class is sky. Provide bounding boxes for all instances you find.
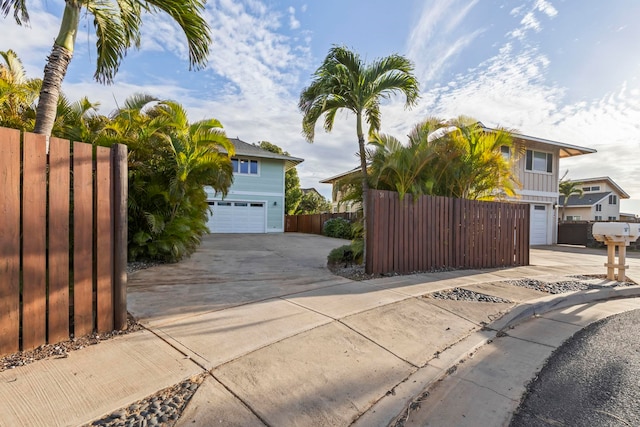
[2,0,640,213]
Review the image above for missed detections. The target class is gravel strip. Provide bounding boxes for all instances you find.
[127,261,162,274]
[428,288,512,303]
[1,315,143,372]
[507,277,635,294]
[85,375,205,427]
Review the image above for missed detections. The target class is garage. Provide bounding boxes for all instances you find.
[530,204,548,245]
[207,201,266,233]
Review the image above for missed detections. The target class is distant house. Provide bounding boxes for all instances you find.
[320,125,596,246]
[620,212,639,222]
[559,177,630,221]
[205,138,303,233]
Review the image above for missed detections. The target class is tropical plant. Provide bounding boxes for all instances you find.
[558,173,583,221]
[0,49,41,130]
[416,116,520,200]
[257,141,303,214]
[84,94,234,261]
[322,217,352,239]
[296,190,331,214]
[1,0,211,136]
[299,46,419,251]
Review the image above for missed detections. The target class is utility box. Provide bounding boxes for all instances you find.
[591,222,640,282]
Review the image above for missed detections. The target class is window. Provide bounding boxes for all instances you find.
[595,204,602,212]
[608,194,617,205]
[525,150,553,173]
[591,186,600,191]
[500,145,511,160]
[608,216,617,221]
[595,215,602,221]
[231,158,259,175]
[566,215,581,220]
[583,187,591,192]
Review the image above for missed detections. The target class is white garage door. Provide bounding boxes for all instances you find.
[530,204,548,245]
[207,201,266,233]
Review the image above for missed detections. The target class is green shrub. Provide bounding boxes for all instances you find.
[327,245,354,266]
[322,217,352,239]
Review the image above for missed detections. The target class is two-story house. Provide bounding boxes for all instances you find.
[320,126,596,246]
[205,138,303,233]
[559,177,630,221]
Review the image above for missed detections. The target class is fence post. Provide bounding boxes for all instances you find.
[112,144,128,330]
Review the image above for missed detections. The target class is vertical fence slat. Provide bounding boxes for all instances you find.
[112,144,128,330]
[0,128,21,354]
[74,142,94,337]
[48,137,71,344]
[22,132,47,350]
[96,146,114,332]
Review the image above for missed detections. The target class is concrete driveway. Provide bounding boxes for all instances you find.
[128,233,351,326]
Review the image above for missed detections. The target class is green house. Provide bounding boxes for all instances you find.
[205,138,303,233]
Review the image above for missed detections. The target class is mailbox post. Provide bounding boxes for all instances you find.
[592,223,640,282]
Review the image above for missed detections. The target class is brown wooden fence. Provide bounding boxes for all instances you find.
[366,190,529,274]
[0,127,128,357]
[285,213,358,235]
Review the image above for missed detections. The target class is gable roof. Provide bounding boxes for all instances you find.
[559,192,611,207]
[479,124,596,158]
[319,166,360,184]
[227,138,304,171]
[565,176,630,199]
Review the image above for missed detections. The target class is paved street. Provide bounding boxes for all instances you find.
[511,308,640,427]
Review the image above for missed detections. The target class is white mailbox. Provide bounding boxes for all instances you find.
[592,222,631,243]
[591,222,639,282]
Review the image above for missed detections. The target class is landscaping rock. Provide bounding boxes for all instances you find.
[428,288,512,303]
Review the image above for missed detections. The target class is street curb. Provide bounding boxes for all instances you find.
[352,283,640,427]
[488,283,640,332]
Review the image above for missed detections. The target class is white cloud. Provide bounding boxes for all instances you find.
[288,6,301,30]
[406,0,484,84]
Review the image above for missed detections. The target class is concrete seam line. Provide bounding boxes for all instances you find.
[142,325,210,372]
[208,372,272,427]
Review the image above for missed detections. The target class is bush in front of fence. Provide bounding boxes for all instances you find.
[327,239,363,267]
[322,217,352,239]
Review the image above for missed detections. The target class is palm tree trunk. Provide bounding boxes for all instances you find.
[34,4,79,136]
[356,113,369,262]
[34,45,73,136]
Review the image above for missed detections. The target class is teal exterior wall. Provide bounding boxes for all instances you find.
[205,157,285,232]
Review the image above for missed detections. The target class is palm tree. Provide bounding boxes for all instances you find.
[0,49,41,129]
[425,116,519,200]
[559,174,583,221]
[299,46,419,248]
[1,0,211,137]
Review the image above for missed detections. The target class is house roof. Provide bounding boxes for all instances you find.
[319,166,361,184]
[480,125,597,158]
[559,192,611,207]
[565,176,630,199]
[228,138,304,171]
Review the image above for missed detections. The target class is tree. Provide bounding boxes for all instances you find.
[88,94,234,261]
[257,141,303,214]
[1,0,211,136]
[299,46,419,249]
[0,49,41,129]
[416,116,519,200]
[296,190,331,214]
[559,173,583,221]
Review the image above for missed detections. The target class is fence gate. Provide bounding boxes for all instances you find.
[0,127,127,357]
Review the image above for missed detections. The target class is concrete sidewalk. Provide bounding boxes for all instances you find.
[1,243,640,426]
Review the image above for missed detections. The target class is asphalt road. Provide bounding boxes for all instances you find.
[510,308,640,427]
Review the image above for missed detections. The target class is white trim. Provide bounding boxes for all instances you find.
[228,190,284,197]
[517,190,559,198]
